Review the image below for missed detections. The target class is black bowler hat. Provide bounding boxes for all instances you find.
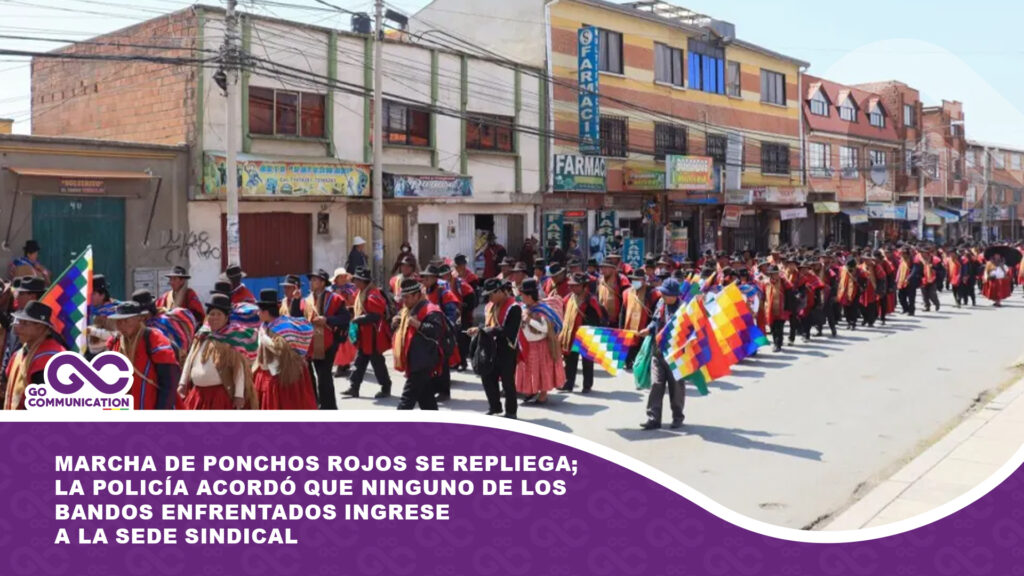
[92,274,110,295]
[12,300,54,329]
[280,274,302,288]
[15,276,46,295]
[206,293,232,315]
[399,256,415,268]
[587,258,598,268]
[520,278,540,298]
[420,265,441,278]
[629,269,646,281]
[549,263,566,277]
[438,264,453,277]
[352,267,372,283]
[130,290,157,313]
[567,273,589,286]
[400,278,423,296]
[257,289,280,311]
[224,265,246,280]
[210,281,232,295]
[480,278,509,298]
[307,269,331,283]
[533,259,547,270]
[22,240,40,254]
[511,262,528,274]
[454,254,468,266]
[164,266,191,279]
[500,257,515,268]
[108,301,147,320]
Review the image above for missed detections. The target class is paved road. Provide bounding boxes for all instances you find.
[331,290,1024,529]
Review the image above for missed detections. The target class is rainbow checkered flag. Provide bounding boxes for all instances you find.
[572,327,641,376]
[39,246,92,354]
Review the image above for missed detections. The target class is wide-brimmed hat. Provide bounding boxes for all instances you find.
[549,263,566,277]
[224,265,246,280]
[567,259,582,269]
[480,278,509,298]
[307,269,331,283]
[15,276,46,295]
[399,256,416,267]
[567,273,589,287]
[629,269,647,281]
[599,259,617,268]
[767,265,781,275]
[658,278,682,297]
[499,257,516,268]
[164,266,191,279]
[22,240,40,254]
[454,254,468,266]
[280,274,301,288]
[400,278,423,296]
[92,274,110,295]
[108,301,148,320]
[332,267,351,282]
[520,278,540,298]
[587,258,599,268]
[352,267,372,283]
[533,259,547,270]
[130,289,156,311]
[420,265,441,278]
[438,264,453,277]
[511,262,528,273]
[12,300,54,329]
[206,293,232,315]
[257,288,280,311]
[352,236,366,247]
[210,281,232,295]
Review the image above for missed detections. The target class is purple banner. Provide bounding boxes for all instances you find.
[1,421,1021,575]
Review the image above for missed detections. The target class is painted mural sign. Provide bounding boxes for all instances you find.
[624,166,666,191]
[623,238,645,270]
[544,213,564,250]
[203,153,370,198]
[578,27,601,155]
[385,174,472,198]
[666,155,715,191]
[554,154,606,192]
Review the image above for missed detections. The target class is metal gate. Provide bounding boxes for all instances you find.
[32,196,126,298]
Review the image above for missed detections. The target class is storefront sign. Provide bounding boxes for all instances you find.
[780,207,808,221]
[724,189,752,205]
[623,166,666,191]
[812,201,840,214]
[906,202,920,221]
[669,226,688,258]
[563,210,587,219]
[867,185,893,203]
[751,187,808,205]
[623,238,645,270]
[722,205,743,228]
[385,174,472,198]
[596,210,617,241]
[666,155,714,191]
[578,27,600,155]
[202,153,369,198]
[59,178,104,195]
[554,154,606,192]
[866,203,906,220]
[544,213,564,250]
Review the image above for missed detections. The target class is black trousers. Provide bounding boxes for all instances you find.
[770,320,786,349]
[860,302,878,327]
[787,316,802,343]
[563,351,594,391]
[348,350,392,394]
[433,362,451,399]
[482,357,517,416]
[397,369,438,410]
[842,304,859,327]
[646,353,684,425]
[921,284,940,311]
[825,301,839,335]
[625,343,641,369]
[310,344,339,410]
[960,282,977,306]
[898,288,917,315]
[457,305,473,368]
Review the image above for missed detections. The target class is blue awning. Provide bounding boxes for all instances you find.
[930,208,960,223]
[842,208,868,225]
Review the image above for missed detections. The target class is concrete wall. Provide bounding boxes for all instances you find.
[411,0,549,68]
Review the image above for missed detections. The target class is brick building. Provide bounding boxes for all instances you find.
[966,141,1024,241]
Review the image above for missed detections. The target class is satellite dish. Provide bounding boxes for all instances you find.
[870,165,888,187]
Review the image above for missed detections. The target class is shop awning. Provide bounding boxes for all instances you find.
[813,201,840,214]
[842,207,868,224]
[5,167,153,179]
[923,209,944,226]
[930,208,960,223]
[940,206,970,218]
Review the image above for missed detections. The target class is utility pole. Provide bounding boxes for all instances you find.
[371,0,385,286]
[917,135,927,240]
[983,146,991,242]
[224,0,242,266]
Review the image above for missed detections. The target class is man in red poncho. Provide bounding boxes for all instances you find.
[107,300,179,410]
[3,301,66,410]
[341,267,393,399]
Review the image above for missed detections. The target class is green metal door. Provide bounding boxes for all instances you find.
[32,196,126,299]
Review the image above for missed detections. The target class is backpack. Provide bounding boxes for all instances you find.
[470,329,497,377]
[436,287,458,359]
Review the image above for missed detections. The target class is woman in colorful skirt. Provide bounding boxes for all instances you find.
[516,278,565,405]
[332,267,359,376]
[178,294,258,410]
[982,253,1012,307]
[253,289,317,410]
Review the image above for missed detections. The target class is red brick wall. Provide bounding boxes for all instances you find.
[30,9,199,145]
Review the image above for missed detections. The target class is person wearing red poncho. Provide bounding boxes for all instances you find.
[423,264,461,402]
[224,265,256,305]
[836,258,863,331]
[759,266,791,353]
[107,300,179,410]
[983,254,1013,307]
[158,266,205,325]
[3,301,66,410]
[856,252,881,328]
[391,279,445,411]
[793,261,823,343]
[253,289,316,410]
[919,248,941,313]
[341,267,393,400]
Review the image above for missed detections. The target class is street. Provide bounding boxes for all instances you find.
[336,290,1024,529]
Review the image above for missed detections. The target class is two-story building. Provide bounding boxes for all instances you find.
[413,0,809,257]
[966,141,1024,241]
[31,5,543,294]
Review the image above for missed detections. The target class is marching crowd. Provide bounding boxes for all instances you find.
[0,236,1020,430]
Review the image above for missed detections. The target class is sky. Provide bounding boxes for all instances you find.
[1,0,1022,148]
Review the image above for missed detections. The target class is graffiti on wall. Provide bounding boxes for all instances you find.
[160,229,221,264]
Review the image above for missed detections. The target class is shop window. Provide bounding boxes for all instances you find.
[466,114,515,153]
[249,86,324,138]
[383,100,431,147]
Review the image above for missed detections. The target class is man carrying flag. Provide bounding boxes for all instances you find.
[637,278,685,430]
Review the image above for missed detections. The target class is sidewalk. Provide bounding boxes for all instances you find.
[826,374,1024,530]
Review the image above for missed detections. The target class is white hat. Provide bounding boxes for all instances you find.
[333,267,351,281]
[352,236,366,246]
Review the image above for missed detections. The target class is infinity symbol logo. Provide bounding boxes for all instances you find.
[44,352,133,395]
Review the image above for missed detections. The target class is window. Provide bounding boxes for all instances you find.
[706,133,727,164]
[954,159,962,181]
[599,29,623,74]
[870,150,887,168]
[994,152,1005,169]
[839,99,857,122]
[654,123,687,160]
[249,86,325,138]
[761,143,790,175]
[383,100,431,146]
[809,142,831,177]
[654,43,684,87]
[1015,190,1022,204]
[903,104,915,128]
[726,61,741,97]
[599,116,628,157]
[1012,154,1022,171]
[466,114,514,152]
[809,91,829,116]
[760,70,786,106]
[869,109,885,128]
[906,148,916,176]
[840,146,858,179]
[688,39,724,94]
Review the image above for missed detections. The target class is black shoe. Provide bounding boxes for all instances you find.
[559,386,574,393]
[436,394,450,402]
[504,414,517,420]
[486,409,503,416]
[772,346,782,353]
[640,421,661,430]
[522,394,540,405]
[581,387,593,394]
[830,328,837,337]
[670,420,684,429]
[373,391,390,399]
[341,388,359,398]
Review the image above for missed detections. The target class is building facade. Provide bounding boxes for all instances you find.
[31,6,542,294]
[966,141,1024,241]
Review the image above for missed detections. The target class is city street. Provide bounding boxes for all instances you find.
[338,291,1024,529]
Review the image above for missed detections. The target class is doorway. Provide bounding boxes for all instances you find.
[32,196,125,298]
[418,223,438,266]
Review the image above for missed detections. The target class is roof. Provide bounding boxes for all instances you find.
[802,74,900,143]
[0,133,186,152]
[4,167,154,179]
[570,0,809,67]
[967,139,1024,154]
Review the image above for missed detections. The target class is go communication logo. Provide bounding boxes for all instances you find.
[27,352,135,411]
